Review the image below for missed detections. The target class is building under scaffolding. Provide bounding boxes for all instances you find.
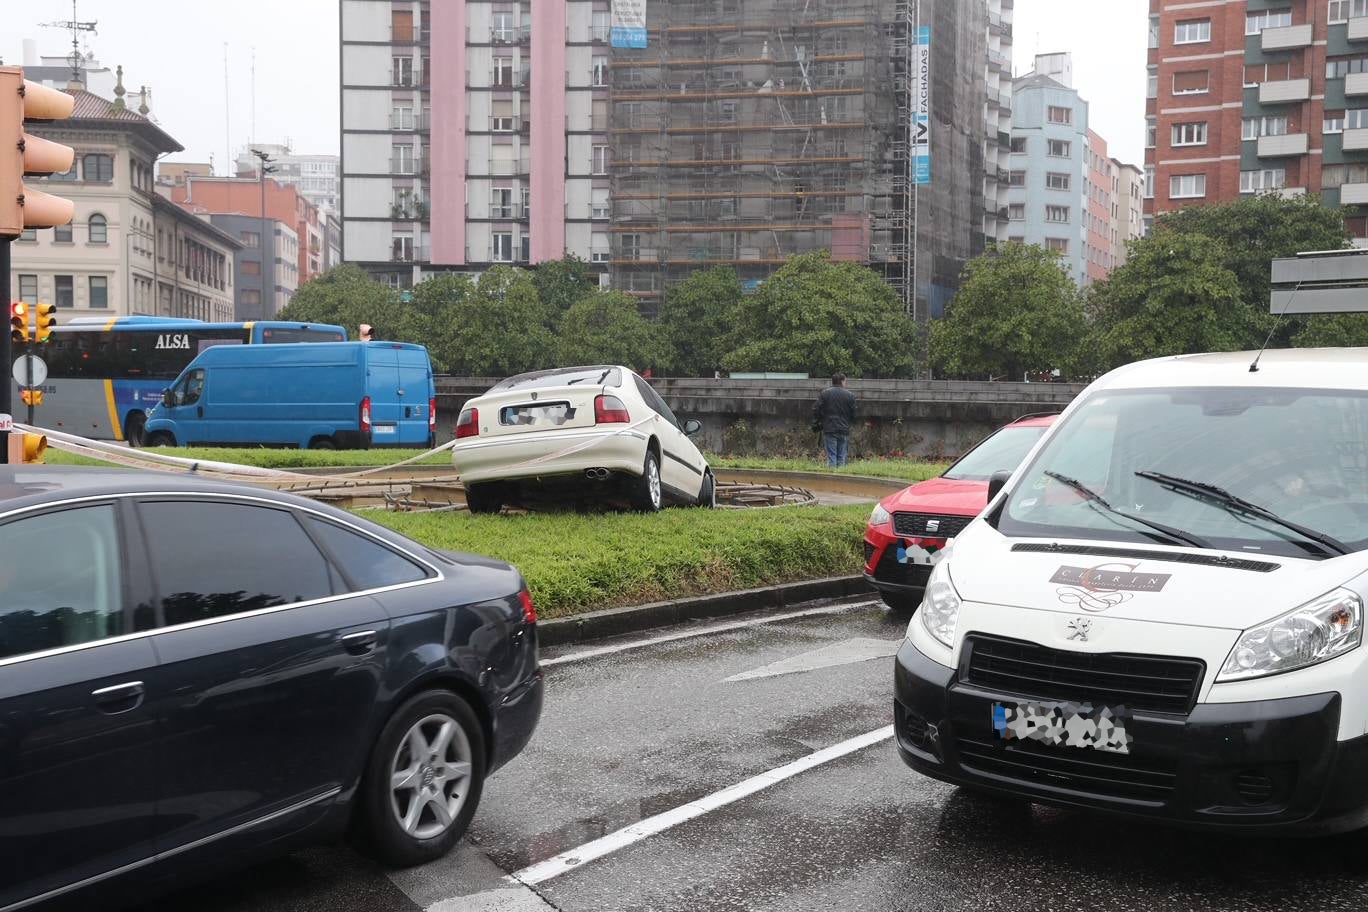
[607,0,1007,325]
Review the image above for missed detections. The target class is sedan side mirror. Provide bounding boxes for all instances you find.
[683,418,703,437]
[987,469,1012,503]
[161,388,174,408]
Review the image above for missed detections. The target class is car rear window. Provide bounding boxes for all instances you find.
[491,367,621,391]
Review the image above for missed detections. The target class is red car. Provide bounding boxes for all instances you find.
[863,413,1057,610]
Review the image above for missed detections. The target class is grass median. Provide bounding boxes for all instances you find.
[372,504,870,620]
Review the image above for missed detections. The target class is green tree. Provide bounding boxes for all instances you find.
[931,243,1084,380]
[657,266,745,376]
[278,265,406,340]
[1292,314,1368,348]
[412,268,554,377]
[406,273,475,373]
[1087,232,1248,370]
[722,252,916,378]
[1154,194,1349,345]
[557,291,671,370]
[533,255,596,324]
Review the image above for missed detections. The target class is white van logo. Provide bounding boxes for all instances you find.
[1051,562,1171,612]
[156,333,191,350]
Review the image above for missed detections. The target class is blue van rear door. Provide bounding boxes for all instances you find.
[395,347,433,445]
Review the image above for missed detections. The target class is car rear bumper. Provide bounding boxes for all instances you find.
[454,429,648,485]
[894,640,1368,834]
[490,670,543,775]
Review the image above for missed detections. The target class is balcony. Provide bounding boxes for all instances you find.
[1345,128,1368,151]
[389,155,429,176]
[1341,183,1368,205]
[1257,132,1308,157]
[1348,72,1368,96]
[390,198,428,221]
[988,49,1011,71]
[1275,187,1307,199]
[1350,17,1368,41]
[1258,78,1311,104]
[390,112,430,132]
[1260,23,1312,51]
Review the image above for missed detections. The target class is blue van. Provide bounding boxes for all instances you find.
[144,342,436,449]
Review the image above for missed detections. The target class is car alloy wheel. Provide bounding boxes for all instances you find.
[388,713,474,840]
[647,456,662,509]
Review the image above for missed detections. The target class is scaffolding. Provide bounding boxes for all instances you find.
[607,0,912,313]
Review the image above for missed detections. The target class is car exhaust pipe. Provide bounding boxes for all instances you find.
[584,467,610,480]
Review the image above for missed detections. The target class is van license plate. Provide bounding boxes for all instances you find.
[372,424,397,435]
[991,701,1132,755]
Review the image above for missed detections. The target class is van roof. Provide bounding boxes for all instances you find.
[1095,348,1368,392]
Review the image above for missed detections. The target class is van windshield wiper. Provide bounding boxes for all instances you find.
[1135,470,1350,557]
[1043,470,1212,549]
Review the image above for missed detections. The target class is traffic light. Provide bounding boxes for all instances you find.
[0,66,76,237]
[21,432,46,463]
[34,302,55,343]
[19,389,41,407]
[10,302,28,343]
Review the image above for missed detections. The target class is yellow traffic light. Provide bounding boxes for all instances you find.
[0,66,76,237]
[21,432,46,463]
[10,302,28,343]
[19,389,41,407]
[34,302,55,343]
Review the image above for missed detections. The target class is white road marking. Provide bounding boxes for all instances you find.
[506,725,895,886]
[541,599,881,667]
[723,636,902,682]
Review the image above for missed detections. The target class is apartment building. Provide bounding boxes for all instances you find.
[984,0,1017,248]
[339,0,612,288]
[1111,159,1147,266]
[233,144,341,215]
[1145,0,1368,237]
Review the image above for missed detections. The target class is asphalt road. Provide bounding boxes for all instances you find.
[133,599,1368,912]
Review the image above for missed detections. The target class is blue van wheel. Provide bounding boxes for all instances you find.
[146,432,177,448]
[308,437,337,450]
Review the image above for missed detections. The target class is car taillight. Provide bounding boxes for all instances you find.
[360,396,372,434]
[518,588,537,625]
[429,397,437,432]
[456,407,479,439]
[595,394,631,424]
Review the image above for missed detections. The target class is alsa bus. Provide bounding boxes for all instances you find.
[10,317,347,444]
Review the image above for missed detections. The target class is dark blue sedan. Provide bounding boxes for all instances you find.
[0,468,543,911]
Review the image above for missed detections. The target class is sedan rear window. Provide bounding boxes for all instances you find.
[490,367,621,391]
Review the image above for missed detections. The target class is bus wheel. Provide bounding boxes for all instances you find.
[146,432,176,448]
[308,437,337,450]
[125,413,147,447]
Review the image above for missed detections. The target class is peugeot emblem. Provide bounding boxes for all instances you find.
[925,519,940,533]
[530,391,538,400]
[1066,617,1093,642]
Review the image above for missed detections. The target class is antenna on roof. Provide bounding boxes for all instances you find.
[41,0,98,87]
[1250,279,1304,373]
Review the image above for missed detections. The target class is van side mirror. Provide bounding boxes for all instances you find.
[161,388,174,408]
[683,418,702,437]
[987,470,1012,503]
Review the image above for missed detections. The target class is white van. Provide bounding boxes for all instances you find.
[896,349,1368,833]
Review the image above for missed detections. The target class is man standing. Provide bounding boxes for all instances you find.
[812,373,857,468]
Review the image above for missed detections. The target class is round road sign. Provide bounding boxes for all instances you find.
[12,354,48,388]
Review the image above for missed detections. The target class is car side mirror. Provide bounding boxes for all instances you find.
[987,469,1012,503]
[683,418,703,437]
[161,388,174,408]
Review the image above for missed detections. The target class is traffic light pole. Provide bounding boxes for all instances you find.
[1,236,10,465]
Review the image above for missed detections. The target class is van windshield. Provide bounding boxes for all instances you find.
[996,387,1368,558]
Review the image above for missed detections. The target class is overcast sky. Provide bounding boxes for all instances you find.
[8,0,1148,170]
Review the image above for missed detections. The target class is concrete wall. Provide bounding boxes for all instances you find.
[434,377,1086,458]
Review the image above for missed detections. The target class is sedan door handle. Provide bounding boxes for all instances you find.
[340,630,379,655]
[92,681,145,714]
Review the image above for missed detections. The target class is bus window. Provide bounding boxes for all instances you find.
[259,327,346,344]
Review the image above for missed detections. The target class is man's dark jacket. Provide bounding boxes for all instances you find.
[813,385,857,435]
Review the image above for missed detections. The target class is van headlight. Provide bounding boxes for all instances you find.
[1217,588,1363,682]
[869,503,891,527]
[915,560,961,648]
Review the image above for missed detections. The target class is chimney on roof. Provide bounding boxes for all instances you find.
[111,64,126,110]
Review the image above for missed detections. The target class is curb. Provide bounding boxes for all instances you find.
[538,575,873,647]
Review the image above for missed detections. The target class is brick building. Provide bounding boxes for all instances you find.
[1145,0,1368,238]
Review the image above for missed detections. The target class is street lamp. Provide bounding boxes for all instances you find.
[250,148,277,319]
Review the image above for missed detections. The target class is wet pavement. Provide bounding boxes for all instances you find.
[133,599,1368,912]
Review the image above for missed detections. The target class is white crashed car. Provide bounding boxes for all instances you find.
[452,366,714,513]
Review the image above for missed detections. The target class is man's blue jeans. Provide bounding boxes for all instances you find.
[824,433,849,468]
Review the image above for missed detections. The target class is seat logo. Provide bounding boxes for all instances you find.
[925,519,940,533]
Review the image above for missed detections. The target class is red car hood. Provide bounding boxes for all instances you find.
[882,476,987,515]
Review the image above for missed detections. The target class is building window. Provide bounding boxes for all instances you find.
[1149,14,1160,48]
[391,235,414,262]
[1173,70,1210,95]
[1327,56,1368,79]
[17,275,37,304]
[240,231,260,248]
[592,56,608,87]
[241,289,262,309]
[1242,115,1289,140]
[1144,166,1155,199]
[1326,112,1347,134]
[1047,139,1071,157]
[242,260,262,277]
[1008,203,1025,220]
[1046,172,1071,191]
[621,233,641,260]
[393,56,414,86]
[491,187,514,219]
[392,145,415,174]
[1348,108,1368,129]
[1045,205,1070,223]
[1240,168,1287,194]
[1008,170,1025,186]
[592,144,610,175]
[1170,174,1207,199]
[1174,19,1211,44]
[1246,9,1293,35]
[55,275,73,308]
[82,153,113,183]
[1171,122,1208,146]
[492,232,513,262]
[591,188,610,220]
[1047,106,1073,125]
[1147,65,1158,99]
[493,57,514,88]
[1009,136,1026,153]
[88,213,108,244]
[392,105,414,131]
[89,276,108,309]
[592,10,611,42]
[492,11,516,42]
[1045,238,1069,253]
[54,222,72,243]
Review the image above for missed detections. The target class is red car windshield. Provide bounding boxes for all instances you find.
[941,425,1048,481]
